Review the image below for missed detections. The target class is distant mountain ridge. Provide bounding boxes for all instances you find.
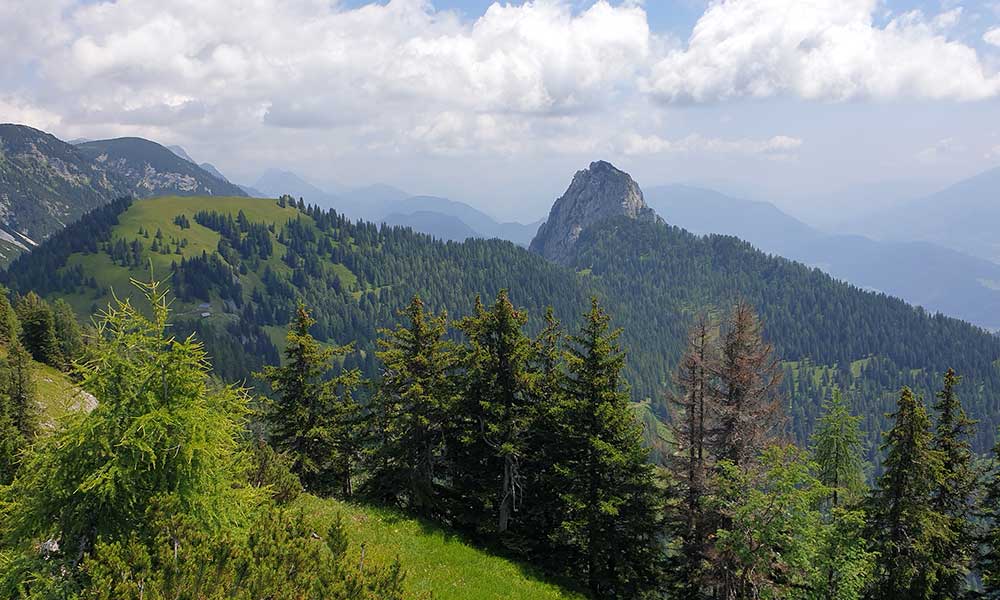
[843,166,1000,264]
[255,169,539,245]
[76,137,246,198]
[530,160,660,261]
[644,183,1000,331]
[0,124,246,264]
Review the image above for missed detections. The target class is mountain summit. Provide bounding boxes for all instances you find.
[530,160,659,262]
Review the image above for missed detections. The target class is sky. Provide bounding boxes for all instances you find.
[3,0,1000,224]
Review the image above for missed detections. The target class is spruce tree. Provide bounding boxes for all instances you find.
[811,388,872,600]
[258,303,362,495]
[929,369,977,599]
[15,292,62,367]
[454,291,536,535]
[866,387,948,600]
[367,295,457,516]
[554,298,664,598]
[981,434,1000,598]
[52,298,85,369]
[0,291,20,347]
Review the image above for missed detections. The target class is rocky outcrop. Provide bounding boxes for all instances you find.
[529,160,660,263]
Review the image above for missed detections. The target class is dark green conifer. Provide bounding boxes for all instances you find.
[367,295,457,515]
[553,298,664,598]
[929,369,977,599]
[867,387,948,600]
[454,290,537,535]
[258,303,363,495]
[15,292,62,367]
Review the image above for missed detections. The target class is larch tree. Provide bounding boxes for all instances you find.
[811,388,873,600]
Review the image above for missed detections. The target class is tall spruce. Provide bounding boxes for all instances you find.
[712,301,783,467]
[554,298,664,598]
[15,292,62,367]
[454,291,537,535]
[866,387,948,600]
[982,434,1000,598]
[811,388,872,600]
[517,306,567,559]
[258,303,363,495]
[52,298,85,369]
[929,369,977,599]
[367,295,457,516]
[664,314,717,599]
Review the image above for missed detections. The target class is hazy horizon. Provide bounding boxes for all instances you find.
[5,0,1000,223]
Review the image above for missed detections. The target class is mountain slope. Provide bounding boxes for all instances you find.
[646,184,1000,330]
[298,496,583,599]
[5,189,1000,461]
[844,166,1000,264]
[383,210,478,241]
[76,137,247,197]
[0,124,130,262]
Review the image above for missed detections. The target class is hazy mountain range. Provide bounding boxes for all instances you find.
[645,183,1000,331]
[2,122,1000,331]
[250,169,542,246]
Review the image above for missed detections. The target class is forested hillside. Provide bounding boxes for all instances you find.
[4,194,1000,462]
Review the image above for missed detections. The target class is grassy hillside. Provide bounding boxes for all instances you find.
[294,495,583,600]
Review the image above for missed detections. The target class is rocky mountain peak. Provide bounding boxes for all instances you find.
[529,160,660,262]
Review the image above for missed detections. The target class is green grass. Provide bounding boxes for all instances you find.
[55,195,308,319]
[293,495,584,600]
[31,360,91,428]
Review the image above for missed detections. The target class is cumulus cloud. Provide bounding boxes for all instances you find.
[1,0,998,173]
[646,0,1000,103]
[986,27,1000,47]
[621,133,803,157]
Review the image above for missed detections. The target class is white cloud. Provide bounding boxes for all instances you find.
[621,133,803,157]
[985,27,1000,47]
[646,0,1000,103]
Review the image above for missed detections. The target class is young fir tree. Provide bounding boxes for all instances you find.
[258,303,363,496]
[712,445,827,599]
[929,369,977,599]
[664,314,717,599]
[553,298,664,598]
[711,301,784,468]
[15,291,62,367]
[810,388,873,600]
[454,291,537,535]
[866,387,948,600]
[367,295,457,516]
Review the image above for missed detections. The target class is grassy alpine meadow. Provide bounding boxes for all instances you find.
[293,495,585,600]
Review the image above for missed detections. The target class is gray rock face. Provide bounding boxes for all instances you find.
[530,161,660,263]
